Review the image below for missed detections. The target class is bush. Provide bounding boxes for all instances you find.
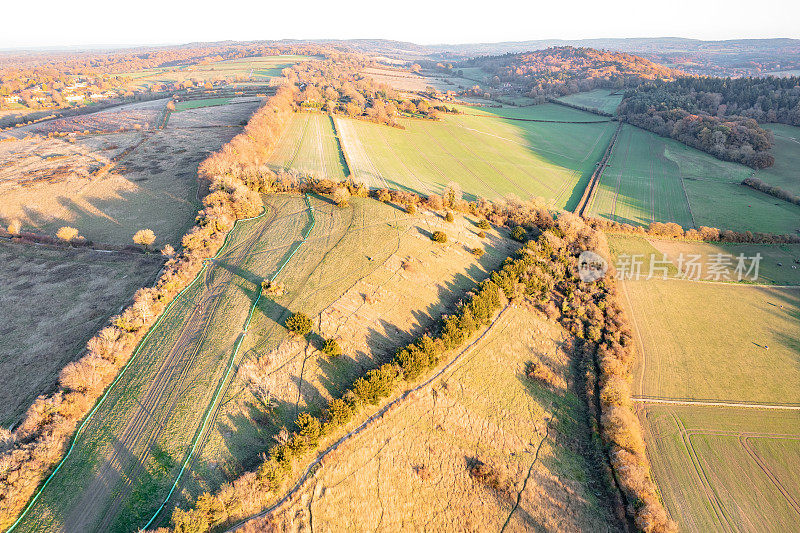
[431,231,447,243]
[445,212,454,223]
[133,229,156,250]
[511,226,527,242]
[56,226,79,243]
[285,312,313,336]
[405,203,416,214]
[332,187,351,207]
[7,219,21,235]
[477,231,486,238]
[322,338,342,357]
[471,247,485,256]
[377,189,391,203]
[477,219,490,230]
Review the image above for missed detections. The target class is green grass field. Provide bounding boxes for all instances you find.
[556,89,623,114]
[608,235,800,285]
[620,248,800,530]
[268,112,348,180]
[334,104,616,209]
[755,124,800,196]
[174,97,231,111]
[122,55,312,88]
[641,405,800,532]
[622,279,799,403]
[587,124,800,234]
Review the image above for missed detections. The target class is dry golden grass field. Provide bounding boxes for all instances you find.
[613,232,800,531]
[0,242,163,426]
[237,303,618,532]
[0,100,261,246]
[177,198,521,517]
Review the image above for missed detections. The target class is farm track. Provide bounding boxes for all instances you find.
[739,436,800,516]
[633,397,800,410]
[19,201,282,533]
[671,412,735,533]
[577,122,622,217]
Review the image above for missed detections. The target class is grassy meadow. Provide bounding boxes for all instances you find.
[622,279,800,403]
[268,112,348,181]
[0,243,163,426]
[617,238,800,530]
[241,304,618,531]
[122,55,311,88]
[556,89,623,114]
[15,194,517,532]
[608,234,800,285]
[174,97,231,111]
[334,104,616,209]
[177,198,519,522]
[587,124,800,234]
[756,124,800,196]
[0,102,259,246]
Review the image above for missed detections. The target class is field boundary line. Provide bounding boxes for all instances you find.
[143,194,315,530]
[575,121,622,217]
[5,202,271,533]
[633,397,800,410]
[224,304,513,532]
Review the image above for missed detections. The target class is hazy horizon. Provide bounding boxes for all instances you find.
[4,0,798,49]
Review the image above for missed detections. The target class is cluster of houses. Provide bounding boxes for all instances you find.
[1,80,119,108]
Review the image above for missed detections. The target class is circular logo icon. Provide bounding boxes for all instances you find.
[577,250,608,282]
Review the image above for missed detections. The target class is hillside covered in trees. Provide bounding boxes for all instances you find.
[462,46,681,97]
[619,76,800,168]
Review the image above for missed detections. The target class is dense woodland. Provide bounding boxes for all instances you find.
[461,46,680,99]
[289,54,450,126]
[619,77,800,168]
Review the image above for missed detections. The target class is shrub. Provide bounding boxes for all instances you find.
[133,229,156,250]
[285,312,313,336]
[477,218,491,230]
[332,187,351,207]
[56,226,79,243]
[471,247,485,256]
[477,231,486,238]
[510,226,527,242]
[405,203,416,214]
[431,231,447,243]
[525,360,558,388]
[7,219,21,235]
[445,212,454,223]
[322,338,342,357]
[377,189,391,203]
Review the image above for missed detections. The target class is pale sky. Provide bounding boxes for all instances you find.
[2,0,797,49]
